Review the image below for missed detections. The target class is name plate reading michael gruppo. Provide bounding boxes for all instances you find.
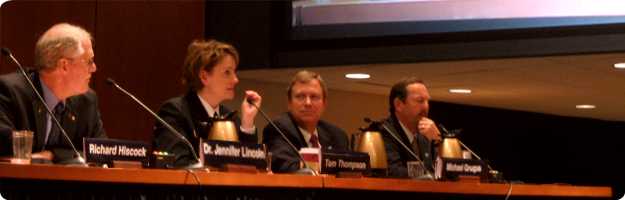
[436,158,487,180]
[201,140,267,170]
[321,150,370,174]
[83,138,150,166]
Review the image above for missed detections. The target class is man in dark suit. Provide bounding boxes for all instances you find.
[382,77,441,178]
[263,70,349,173]
[153,39,261,167]
[0,23,106,163]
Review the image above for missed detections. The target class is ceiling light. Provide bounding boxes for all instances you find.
[614,63,625,69]
[345,73,370,79]
[575,104,596,109]
[449,89,471,94]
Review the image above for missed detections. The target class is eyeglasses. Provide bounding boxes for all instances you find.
[292,94,323,103]
[66,57,95,68]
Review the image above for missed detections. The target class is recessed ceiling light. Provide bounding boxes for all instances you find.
[575,104,596,109]
[614,63,625,69]
[345,73,370,79]
[449,89,471,94]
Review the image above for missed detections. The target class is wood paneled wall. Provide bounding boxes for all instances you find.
[0,1,96,73]
[0,0,205,142]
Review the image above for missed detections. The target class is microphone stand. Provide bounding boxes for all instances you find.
[365,118,434,180]
[1,48,87,166]
[437,124,494,170]
[457,140,495,169]
[246,98,318,176]
[438,124,502,181]
[106,78,202,169]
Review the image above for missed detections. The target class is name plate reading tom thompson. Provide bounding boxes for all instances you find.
[321,150,370,174]
[200,140,267,170]
[83,138,150,166]
[436,158,487,181]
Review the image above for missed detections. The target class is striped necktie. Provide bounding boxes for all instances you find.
[46,103,65,146]
[309,133,320,148]
[410,135,421,159]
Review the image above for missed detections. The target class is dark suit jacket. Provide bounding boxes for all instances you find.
[0,71,106,163]
[262,112,349,173]
[152,91,257,167]
[382,114,437,178]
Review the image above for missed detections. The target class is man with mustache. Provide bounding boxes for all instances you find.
[0,23,106,163]
[263,70,349,173]
[383,77,441,178]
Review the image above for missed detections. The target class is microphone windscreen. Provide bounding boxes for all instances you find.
[438,123,450,134]
[0,48,11,56]
[223,110,238,120]
[105,78,116,86]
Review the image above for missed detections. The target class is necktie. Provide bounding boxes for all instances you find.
[309,133,320,148]
[47,103,65,146]
[411,135,421,159]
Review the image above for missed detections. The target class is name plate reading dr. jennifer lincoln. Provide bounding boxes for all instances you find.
[84,138,150,166]
[200,140,267,170]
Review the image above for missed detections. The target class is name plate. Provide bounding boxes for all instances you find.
[321,150,370,174]
[200,140,267,170]
[436,158,487,181]
[83,138,150,166]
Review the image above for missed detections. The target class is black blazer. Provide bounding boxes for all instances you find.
[382,114,437,178]
[0,71,106,163]
[262,112,349,173]
[152,91,258,167]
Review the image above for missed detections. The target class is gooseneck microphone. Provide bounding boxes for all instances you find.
[106,78,201,167]
[438,124,495,171]
[364,117,434,180]
[1,47,87,166]
[246,98,318,176]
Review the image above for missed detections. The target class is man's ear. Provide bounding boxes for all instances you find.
[394,98,403,112]
[56,58,71,72]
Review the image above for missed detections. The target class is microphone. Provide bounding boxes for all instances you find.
[221,110,237,120]
[364,117,434,180]
[438,123,495,171]
[1,47,87,166]
[0,48,11,57]
[106,78,202,168]
[245,97,318,175]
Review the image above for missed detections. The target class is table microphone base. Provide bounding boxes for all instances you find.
[57,157,88,167]
[182,161,205,170]
[294,167,316,175]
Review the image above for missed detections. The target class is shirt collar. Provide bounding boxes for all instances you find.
[298,126,319,147]
[398,119,416,143]
[197,93,219,117]
[40,77,62,109]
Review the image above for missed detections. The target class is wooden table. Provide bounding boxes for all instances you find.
[0,163,612,199]
[0,163,321,188]
[323,176,612,199]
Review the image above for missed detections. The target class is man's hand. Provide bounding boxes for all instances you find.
[32,150,54,161]
[418,117,441,142]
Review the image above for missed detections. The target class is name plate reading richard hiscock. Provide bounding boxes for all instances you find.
[84,138,150,166]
